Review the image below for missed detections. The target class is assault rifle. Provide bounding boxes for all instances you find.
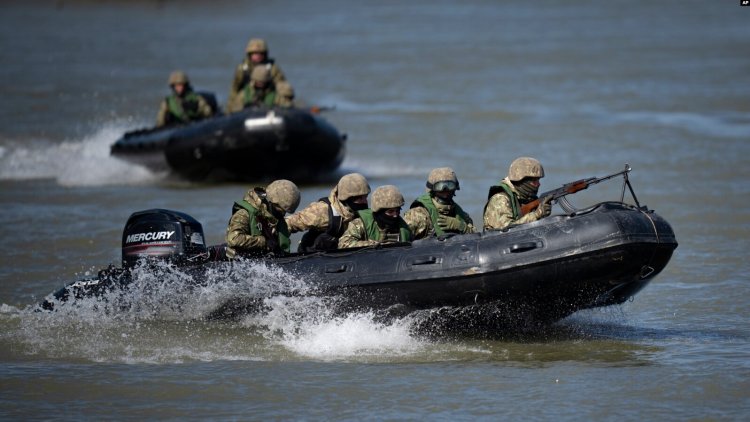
[520,164,635,216]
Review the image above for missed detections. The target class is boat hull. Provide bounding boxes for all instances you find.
[42,202,677,326]
[110,108,346,181]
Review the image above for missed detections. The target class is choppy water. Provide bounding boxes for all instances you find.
[1,0,749,420]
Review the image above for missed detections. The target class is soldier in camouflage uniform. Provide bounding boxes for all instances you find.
[156,71,213,127]
[286,173,371,253]
[338,185,413,249]
[225,179,301,259]
[227,38,287,109]
[403,167,475,239]
[483,157,552,231]
[227,66,278,113]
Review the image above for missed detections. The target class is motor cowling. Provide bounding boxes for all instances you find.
[121,209,207,267]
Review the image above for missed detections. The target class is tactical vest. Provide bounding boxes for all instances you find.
[357,209,411,243]
[232,200,291,253]
[410,193,469,236]
[242,85,277,108]
[165,92,203,124]
[298,197,345,253]
[484,182,521,220]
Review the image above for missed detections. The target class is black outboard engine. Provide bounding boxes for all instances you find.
[122,209,207,267]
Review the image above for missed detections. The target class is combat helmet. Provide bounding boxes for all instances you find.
[246,38,268,54]
[337,173,371,201]
[265,179,300,214]
[251,66,272,84]
[276,81,294,98]
[371,185,405,213]
[508,157,545,182]
[168,70,190,86]
[426,167,460,192]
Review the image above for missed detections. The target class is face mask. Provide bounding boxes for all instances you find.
[515,179,539,201]
[374,210,399,228]
[345,199,368,212]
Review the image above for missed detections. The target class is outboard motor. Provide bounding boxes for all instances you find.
[122,209,207,267]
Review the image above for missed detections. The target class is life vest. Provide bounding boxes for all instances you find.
[165,91,204,124]
[410,193,469,236]
[232,200,291,253]
[298,197,344,253]
[484,182,521,220]
[242,85,277,108]
[357,209,411,243]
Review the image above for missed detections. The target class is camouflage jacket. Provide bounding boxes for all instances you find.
[156,91,213,127]
[337,211,411,249]
[483,177,542,230]
[285,187,357,234]
[225,189,287,258]
[403,194,475,240]
[227,59,286,109]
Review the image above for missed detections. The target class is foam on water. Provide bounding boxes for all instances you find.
[0,122,165,186]
[2,259,442,363]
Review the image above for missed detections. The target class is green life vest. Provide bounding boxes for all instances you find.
[166,92,204,123]
[484,182,521,220]
[357,209,411,243]
[242,85,277,108]
[232,200,291,253]
[411,193,469,236]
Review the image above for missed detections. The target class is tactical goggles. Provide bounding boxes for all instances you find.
[432,180,458,192]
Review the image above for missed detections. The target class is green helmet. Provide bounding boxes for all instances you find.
[371,185,404,213]
[265,179,300,214]
[251,65,272,84]
[246,38,268,54]
[508,157,545,182]
[168,70,190,86]
[426,167,460,191]
[337,173,370,201]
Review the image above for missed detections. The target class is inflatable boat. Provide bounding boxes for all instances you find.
[110,105,346,181]
[40,175,678,326]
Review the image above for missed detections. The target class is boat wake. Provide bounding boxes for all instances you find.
[0,122,165,187]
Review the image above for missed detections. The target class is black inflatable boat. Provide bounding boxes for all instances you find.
[110,105,346,181]
[40,177,678,325]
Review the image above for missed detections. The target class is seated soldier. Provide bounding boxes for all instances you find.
[156,70,213,127]
[286,173,371,253]
[227,66,277,113]
[225,179,300,258]
[483,157,552,231]
[338,185,413,248]
[404,167,475,239]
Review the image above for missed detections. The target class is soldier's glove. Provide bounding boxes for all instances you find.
[534,196,552,219]
[437,215,467,233]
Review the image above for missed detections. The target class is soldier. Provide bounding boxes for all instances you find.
[403,167,475,239]
[227,66,277,113]
[483,157,552,231]
[338,185,413,249]
[225,179,301,259]
[286,173,371,253]
[227,38,287,109]
[156,70,213,127]
[274,81,295,108]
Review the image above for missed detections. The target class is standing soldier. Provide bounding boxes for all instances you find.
[227,38,287,109]
[338,185,413,248]
[404,167,475,239]
[286,173,371,253]
[225,179,301,259]
[156,70,213,127]
[483,157,552,231]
